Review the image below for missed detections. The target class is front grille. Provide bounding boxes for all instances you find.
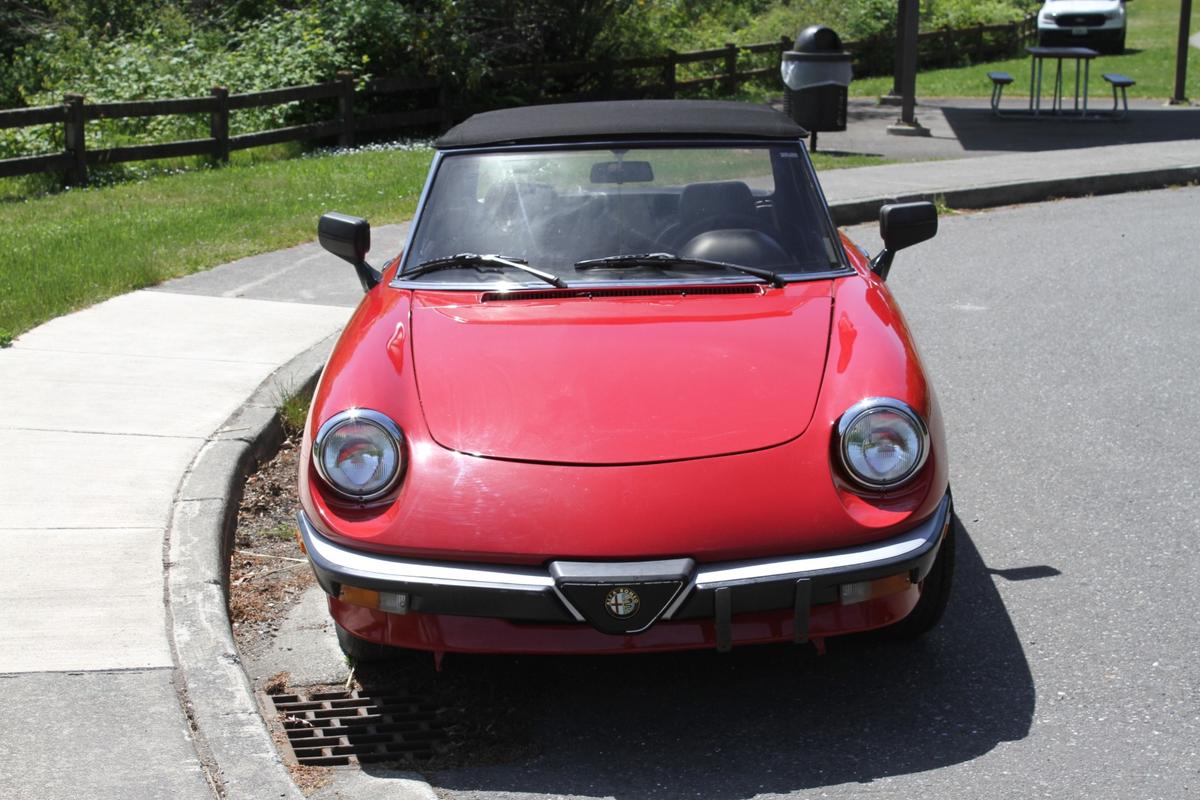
[482,284,761,302]
[272,690,445,766]
[1056,14,1104,26]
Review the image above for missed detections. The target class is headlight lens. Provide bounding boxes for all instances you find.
[837,399,928,490]
[314,409,404,501]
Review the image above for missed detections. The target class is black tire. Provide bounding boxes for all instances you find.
[1114,30,1126,55]
[335,621,401,664]
[885,512,956,640]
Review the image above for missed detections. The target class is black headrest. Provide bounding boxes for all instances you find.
[678,181,756,222]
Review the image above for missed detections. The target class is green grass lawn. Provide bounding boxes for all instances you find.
[0,146,433,345]
[810,152,892,169]
[851,0,1200,100]
[0,143,889,344]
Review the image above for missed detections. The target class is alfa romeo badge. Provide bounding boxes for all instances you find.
[604,586,640,619]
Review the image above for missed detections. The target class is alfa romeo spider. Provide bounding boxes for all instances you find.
[297,99,952,662]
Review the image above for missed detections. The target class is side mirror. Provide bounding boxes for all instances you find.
[870,201,937,281]
[319,212,381,292]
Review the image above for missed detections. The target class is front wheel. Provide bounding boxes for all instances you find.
[335,621,401,664]
[885,512,956,640]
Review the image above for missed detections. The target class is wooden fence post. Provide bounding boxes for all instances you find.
[662,50,677,98]
[598,58,614,99]
[210,86,229,164]
[336,70,355,148]
[63,93,86,187]
[437,82,455,130]
[722,43,738,94]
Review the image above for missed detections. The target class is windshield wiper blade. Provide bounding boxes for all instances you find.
[574,252,785,288]
[406,253,567,288]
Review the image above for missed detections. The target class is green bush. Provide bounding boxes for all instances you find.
[0,1,420,160]
[0,0,1037,169]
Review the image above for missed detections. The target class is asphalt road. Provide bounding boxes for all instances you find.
[411,188,1199,800]
[168,188,1199,799]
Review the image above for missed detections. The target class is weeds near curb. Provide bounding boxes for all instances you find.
[933,194,958,216]
[274,382,313,437]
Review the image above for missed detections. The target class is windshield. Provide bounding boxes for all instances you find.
[401,144,843,286]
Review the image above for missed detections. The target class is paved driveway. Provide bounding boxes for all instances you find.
[411,187,1200,800]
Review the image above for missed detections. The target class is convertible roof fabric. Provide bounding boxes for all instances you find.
[435,100,807,149]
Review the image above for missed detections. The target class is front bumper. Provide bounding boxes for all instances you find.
[1038,16,1124,39]
[299,493,951,650]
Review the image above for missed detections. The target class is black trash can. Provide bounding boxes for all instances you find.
[781,26,852,149]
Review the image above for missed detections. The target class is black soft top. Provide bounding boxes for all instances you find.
[435,100,807,149]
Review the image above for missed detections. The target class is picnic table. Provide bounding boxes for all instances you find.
[1026,46,1101,116]
[988,47,1135,120]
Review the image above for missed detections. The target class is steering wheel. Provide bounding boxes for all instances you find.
[655,213,772,252]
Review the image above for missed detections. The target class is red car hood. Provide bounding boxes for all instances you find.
[410,284,833,465]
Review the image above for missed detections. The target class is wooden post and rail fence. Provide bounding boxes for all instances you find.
[0,17,1034,186]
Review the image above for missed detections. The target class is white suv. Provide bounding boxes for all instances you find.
[1037,0,1126,53]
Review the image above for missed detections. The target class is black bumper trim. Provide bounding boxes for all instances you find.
[298,492,951,630]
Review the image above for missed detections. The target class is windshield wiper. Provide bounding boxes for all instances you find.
[573,252,786,288]
[405,253,567,288]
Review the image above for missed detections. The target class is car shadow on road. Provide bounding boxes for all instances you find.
[360,516,1035,798]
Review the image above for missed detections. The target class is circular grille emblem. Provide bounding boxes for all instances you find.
[604,587,641,619]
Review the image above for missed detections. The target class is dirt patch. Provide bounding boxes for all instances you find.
[229,436,312,646]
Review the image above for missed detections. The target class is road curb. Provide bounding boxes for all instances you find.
[829,164,1200,225]
[165,332,338,800]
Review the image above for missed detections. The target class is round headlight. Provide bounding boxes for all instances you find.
[837,398,928,490]
[314,409,405,501]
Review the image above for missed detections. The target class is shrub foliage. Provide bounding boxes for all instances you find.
[0,0,1033,159]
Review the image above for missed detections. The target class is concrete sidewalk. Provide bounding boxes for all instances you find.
[1,104,1198,799]
[0,292,351,799]
[809,96,1200,161]
[822,137,1200,223]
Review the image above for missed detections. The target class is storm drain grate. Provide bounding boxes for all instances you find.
[271,690,446,766]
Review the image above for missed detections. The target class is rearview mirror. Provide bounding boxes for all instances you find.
[318,212,381,292]
[590,160,654,184]
[870,201,938,280]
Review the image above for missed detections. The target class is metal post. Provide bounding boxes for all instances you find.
[888,0,930,136]
[63,93,87,187]
[336,70,355,148]
[1170,0,1192,105]
[210,86,229,164]
[880,2,905,105]
[900,0,919,123]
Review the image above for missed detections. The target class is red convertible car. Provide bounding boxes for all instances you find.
[298,100,952,662]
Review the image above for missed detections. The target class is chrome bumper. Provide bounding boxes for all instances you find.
[299,493,951,641]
